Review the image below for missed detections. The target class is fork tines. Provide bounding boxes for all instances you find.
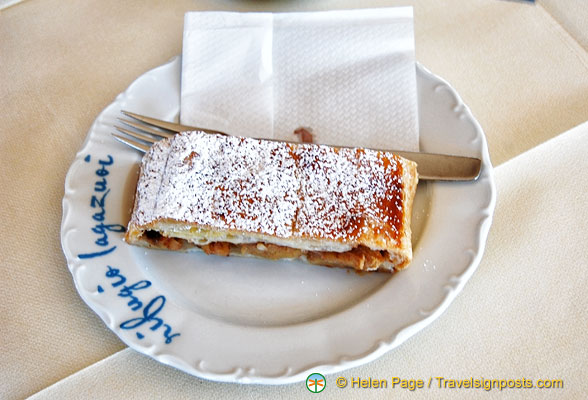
[112,110,224,153]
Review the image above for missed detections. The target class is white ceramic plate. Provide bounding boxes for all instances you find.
[61,56,495,384]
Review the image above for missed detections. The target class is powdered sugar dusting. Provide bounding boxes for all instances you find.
[295,144,404,246]
[156,132,299,238]
[130,138,172,228]
[131,131,406,246]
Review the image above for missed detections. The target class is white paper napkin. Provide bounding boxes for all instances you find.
[181,8,419,151]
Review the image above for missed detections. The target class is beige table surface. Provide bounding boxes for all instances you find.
[1,0,587,399]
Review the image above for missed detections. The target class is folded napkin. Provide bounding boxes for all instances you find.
[181,8,419,151]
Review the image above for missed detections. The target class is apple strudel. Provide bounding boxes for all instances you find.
[125,131,418,272]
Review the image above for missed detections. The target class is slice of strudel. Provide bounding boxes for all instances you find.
[125,131,418,272]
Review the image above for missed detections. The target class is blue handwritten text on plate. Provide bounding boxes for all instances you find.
[105,265,181,344]
[78,155,125,259]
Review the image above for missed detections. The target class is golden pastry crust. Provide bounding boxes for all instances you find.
[125,131,418,272]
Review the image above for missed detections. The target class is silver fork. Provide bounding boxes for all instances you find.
[111,110,482,181]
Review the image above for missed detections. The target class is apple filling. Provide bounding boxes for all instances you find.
[141,230,391,271]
